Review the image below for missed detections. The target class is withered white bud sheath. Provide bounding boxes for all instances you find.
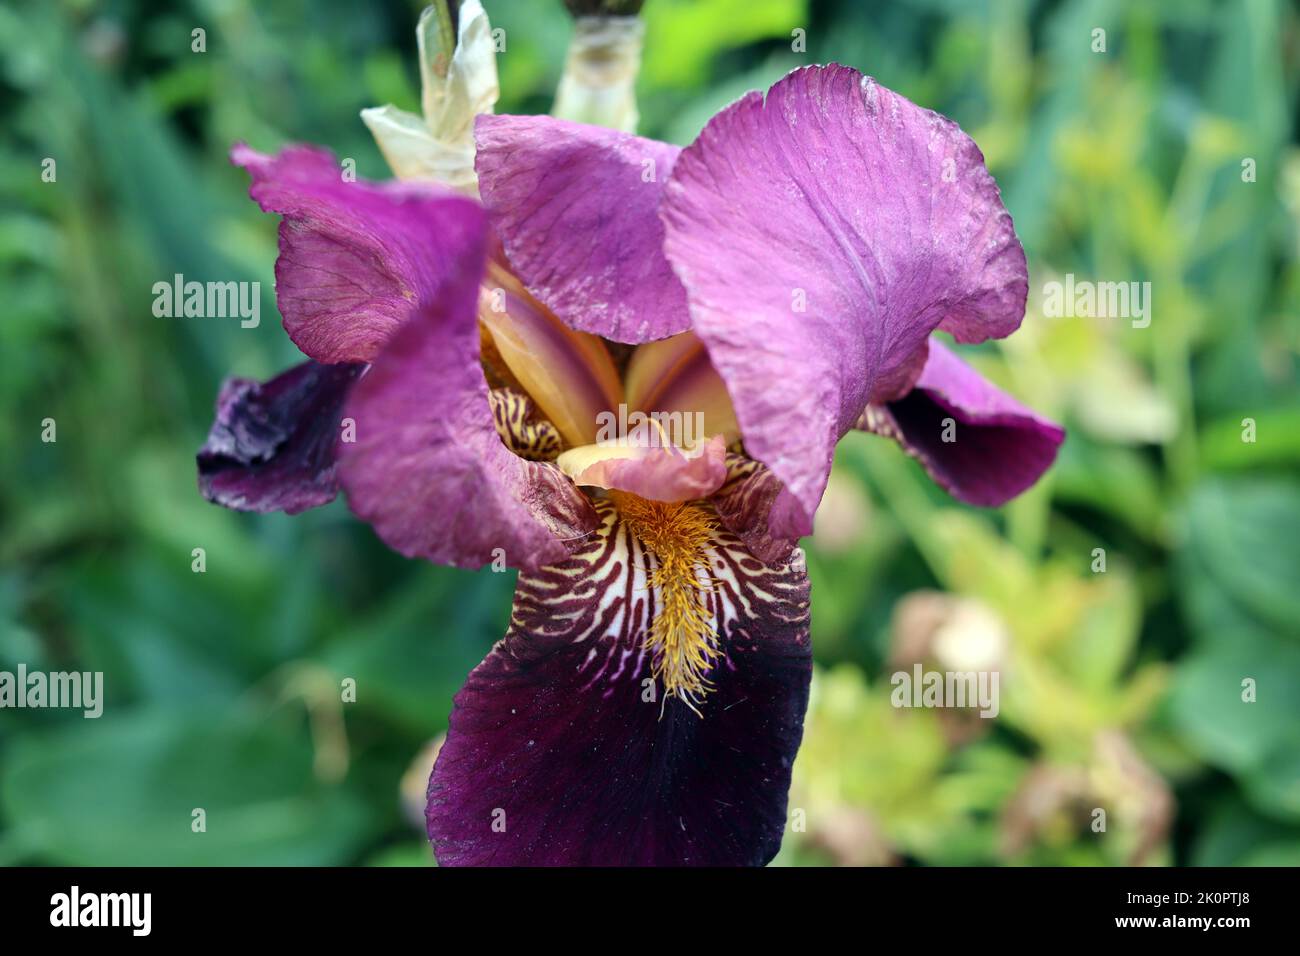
[361,0,499,193]
[552,15,644,134]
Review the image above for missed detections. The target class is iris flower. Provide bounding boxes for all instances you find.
[198,1,1063,866]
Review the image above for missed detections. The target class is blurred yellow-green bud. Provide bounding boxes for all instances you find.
[400,736,446,829]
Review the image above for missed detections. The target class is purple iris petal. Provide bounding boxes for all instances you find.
[560,436,729,503]
[336,214,599,572]
[197,360,362,514]
[427,502,811,866]
[232,143,485,364]
[474,114,689,344]
[863,339,1065,506]
[660,64,1029,541]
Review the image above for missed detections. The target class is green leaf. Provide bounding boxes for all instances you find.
[1170,636,1300,821]
[1180,478,1300,639]
[1200,408,1300,471]
[1,707,376,865]
[1193,796,1300,866]
[321,567,513,733]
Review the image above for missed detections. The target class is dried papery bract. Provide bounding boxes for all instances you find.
[552,13,645,133]
[361,0,500,191]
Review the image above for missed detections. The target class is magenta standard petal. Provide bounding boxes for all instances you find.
[661,65,1029,541]
[862,340,1065,506]
[474,114,689,344]
[232,143,483,363]
[336,216,599,572]
[427,501,811,866]
[197,360,362,514]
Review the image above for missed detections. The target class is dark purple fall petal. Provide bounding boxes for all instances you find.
[232,143,485,364]
[427,501,812,866]
[860,339,1065,506]
[660,64,1029,542]
[197,360,363,514]
[337,213,600,572]
[474,114,689,343]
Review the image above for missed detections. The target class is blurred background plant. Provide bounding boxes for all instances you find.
[0,0,1296,866]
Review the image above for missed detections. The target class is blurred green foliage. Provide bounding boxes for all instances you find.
[1,0,1297,866]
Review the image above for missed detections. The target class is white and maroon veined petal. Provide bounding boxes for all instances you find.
[711,453,799,565]
[426,500,811,866]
